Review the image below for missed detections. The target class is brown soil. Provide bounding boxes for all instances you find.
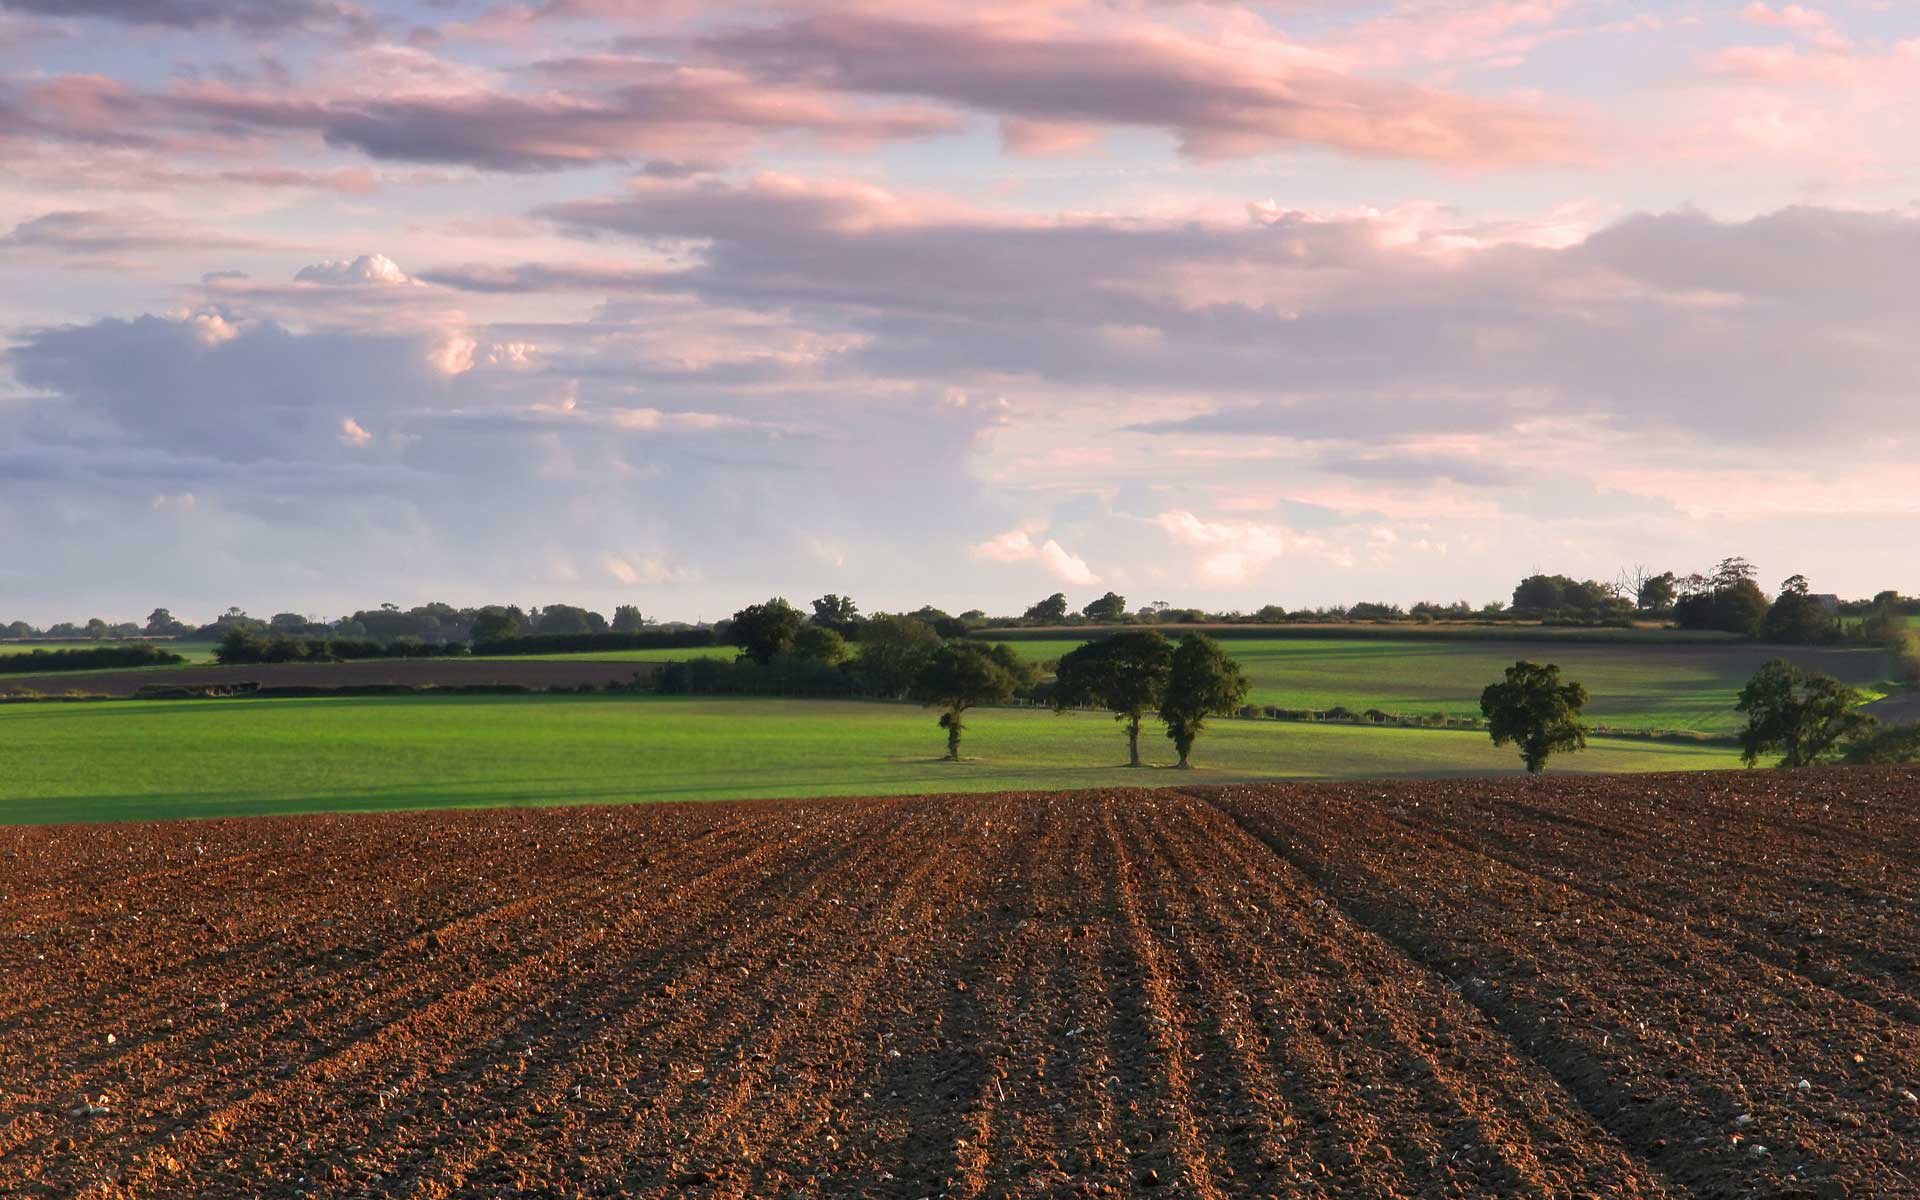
[2,769,1915,1198]
[0,659,659,697]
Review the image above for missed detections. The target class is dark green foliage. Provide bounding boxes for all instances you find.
[1735,659,1878,767]
[215,629,468,664]
[1637,572,1677,615]
[611,605,648,633]
[144,608,189,636]
[1159,634,1250,768]
[1080,591,1128,622]
[0,644,186,674]
[531,604,607,637]
[1841,724,1920,765]
[1480,660,1589,774]
[1510,575,1627,620]
[1052,630,1172,766]
[728,598,804,666]
[852,614,941,697]
[809,594,860,633]
[791,624,850,665]
[472,628,715,656]
[1023,593,1069,623]
[911,641,1034,760]
[469,606,527,643]
[1760,576,1837,644]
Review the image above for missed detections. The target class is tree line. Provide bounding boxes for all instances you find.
[8,568,1914,650]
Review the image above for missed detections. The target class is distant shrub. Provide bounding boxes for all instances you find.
[474,629,718,656]
[0,644,185,674]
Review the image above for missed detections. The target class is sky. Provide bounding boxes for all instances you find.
[1,0,1916,625]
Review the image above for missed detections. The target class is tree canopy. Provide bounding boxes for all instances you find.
[1480,660,1589,774]
[1736,659,1877,767]
[1052,630,1171,766]
[728,598,804,666]
[910,641,1033,761]
[1159,634,1250,768]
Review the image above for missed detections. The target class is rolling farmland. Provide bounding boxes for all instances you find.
[3,770,1915,1197]
[0,695,1743,826]
[984,636,1890,734]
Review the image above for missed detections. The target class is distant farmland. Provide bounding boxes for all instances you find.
[978,636,1889,734]
[0,694,1743,825]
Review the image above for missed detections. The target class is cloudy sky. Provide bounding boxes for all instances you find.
[2,0,1915,624]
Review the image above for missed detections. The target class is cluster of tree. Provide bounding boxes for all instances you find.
[1509,576,1632,623]
[0,644,185,674]
[212,629,470,665]
[1051,630,1251,768]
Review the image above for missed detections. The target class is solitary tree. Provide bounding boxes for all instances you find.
[728,598,804,666]
[1159,634,1250,768]
[1023,593,1069,623]
[1736,659,1878,767]
[611,604,648,633]
[1081,591,1128,622]
[1052,630,1172,766]
[910,641,1032,760]
[1480,661,1589,774]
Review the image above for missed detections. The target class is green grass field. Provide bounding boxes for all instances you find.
[982,637,1887,734]
[0,694,1745,825]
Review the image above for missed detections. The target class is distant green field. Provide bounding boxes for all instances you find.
[0,695,1744,826]
[984,637,1888,734]
[0,640,220,665]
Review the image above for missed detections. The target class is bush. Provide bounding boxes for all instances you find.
[470,629,717,656]
[0,644,185,674]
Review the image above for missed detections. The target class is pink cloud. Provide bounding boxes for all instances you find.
[699,11,1581,166]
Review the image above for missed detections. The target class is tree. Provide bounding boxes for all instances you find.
[611,604,648,633]
[1842,724,1920,765]
[910,641,1033,760]
[790,623,850,665]
[144,608,187,636]
[532,604,606,636]
[852,613,941,697]
[1637,572,1677,615]
[1024,593,1069,624]
[1673,561,1769,637]
[1480,661,1589,774]
[729,598,804,666]
[1735,659,1878,768]
[809,594,860,633]
[470,605,526,643]
[1052,631,1172,766]
[270,612,308,631]
[1762,575,1837,644]
[1081,591,1128,622]
[1159,634,1250,769]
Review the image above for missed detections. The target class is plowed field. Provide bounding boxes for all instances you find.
[3,769,1915,1198]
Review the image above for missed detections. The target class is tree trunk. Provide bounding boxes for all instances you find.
[1127,716,1141,767]
[946,711,963,760]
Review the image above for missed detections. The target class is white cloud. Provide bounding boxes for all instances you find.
[340,417,372,445]
[970,522,1099,585]
[295,253,415,286]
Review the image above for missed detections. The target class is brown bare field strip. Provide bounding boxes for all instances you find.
[2,769,1915,1197]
